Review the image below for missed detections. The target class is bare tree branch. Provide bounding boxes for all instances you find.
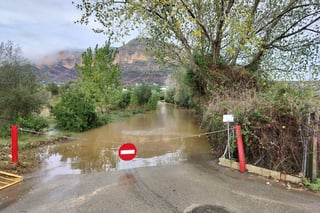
[231,0,261,65]
[269,16,320,45]
[180,0,212,44]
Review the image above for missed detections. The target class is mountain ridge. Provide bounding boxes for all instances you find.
[34,39,173,84]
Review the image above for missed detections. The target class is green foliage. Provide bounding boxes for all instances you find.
[185,69,207,95]
[133,83,152,106]
[193,52,212,71]
[0,123,10,138]
[118,91,131,109]
[46,82,59,96]
[0,41,48,122]
[164,88,175,104]
[165,69,195,108]
[302,178,320,191]
[16,115,49,131]
[174,87,194,108]
[201,113,227,156]
[59,81,77,94]
[129,91,139,107]
[75,0,320,82]
[158,90,165,101]
[203,83,314,174]
[146,91,159,111]
[52,87,99,132]
[76,41,121,111]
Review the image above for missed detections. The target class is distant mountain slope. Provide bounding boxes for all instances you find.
[34,39,173,84]
[34,50,82,83]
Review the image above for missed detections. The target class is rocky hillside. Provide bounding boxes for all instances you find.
[115,39,172,84]
[33,50,82,83]
[34,39,173,84]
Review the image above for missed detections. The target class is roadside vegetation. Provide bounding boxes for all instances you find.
[0,41,161,173]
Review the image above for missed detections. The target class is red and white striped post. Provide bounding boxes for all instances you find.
[11,125,19,163]
[235,125,246,172]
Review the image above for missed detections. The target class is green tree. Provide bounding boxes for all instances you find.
[52,86,98,132]
[0,41,47,122]
[75,41,121,111]
[75,0,320,86]
[46,82,60,96]
[133,83,152,106]
[146,91,159,110]
[118,91,131,109]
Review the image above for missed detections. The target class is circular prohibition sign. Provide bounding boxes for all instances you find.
[118,143,137,161]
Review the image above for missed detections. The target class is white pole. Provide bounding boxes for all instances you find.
[227,122,230,159]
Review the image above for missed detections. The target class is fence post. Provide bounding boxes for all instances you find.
[11,125,19,163]
[235,125,246,172]
[312,109,318,182]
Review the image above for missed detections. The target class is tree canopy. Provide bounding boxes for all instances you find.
[75,0,320,81]
[75,41,121,111]
[0,41,47,121]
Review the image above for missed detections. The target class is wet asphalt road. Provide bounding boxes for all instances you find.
[1,159,320,213]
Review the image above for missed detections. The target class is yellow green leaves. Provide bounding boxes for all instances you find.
[192,29,202,38]
[75,0,320,79]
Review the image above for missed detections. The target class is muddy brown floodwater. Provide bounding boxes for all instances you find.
[1,103,211,209]
[35,102,211,180]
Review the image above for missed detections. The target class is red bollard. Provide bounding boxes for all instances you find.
[11,125,19,163]
[235,125,246,172]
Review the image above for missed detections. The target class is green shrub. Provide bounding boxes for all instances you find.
[134,83,152,106]
[0,123,10,138]
[16,115,49,131]
[146,91,159,110]
[203,83,313,174]
[129,91,139,107]
[164,88,175,104]
[302,178,320,191]
[118,91,131,109]
[175,87,194,108]
[46,82,59,96]
[52,88,98,132]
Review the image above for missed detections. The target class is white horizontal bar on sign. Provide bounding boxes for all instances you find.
[120,150,135,155]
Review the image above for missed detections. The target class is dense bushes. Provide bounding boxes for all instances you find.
[118,91,131,109]
[52,88,99,132]
[202,83,314,174]
[0,41,49,137]
[164,70,195,108]
[16,115,49,131]
[128,83,160,110]
[133,83,152,106]
[51,82,160,132]
[146,91,159,110]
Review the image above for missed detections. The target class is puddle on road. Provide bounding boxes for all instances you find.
[33,103,211,181]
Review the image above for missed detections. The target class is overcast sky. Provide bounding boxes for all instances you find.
[0,0,136,61]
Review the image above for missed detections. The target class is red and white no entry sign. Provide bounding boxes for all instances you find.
[118,143,137,161]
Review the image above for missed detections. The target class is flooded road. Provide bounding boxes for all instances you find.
[1,103,320,213]
[0,102,211,210]
[39,102,210,177]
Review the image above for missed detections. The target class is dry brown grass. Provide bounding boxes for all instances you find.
[202,84,315,175]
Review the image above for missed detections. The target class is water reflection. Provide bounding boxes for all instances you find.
[40,103,210,175]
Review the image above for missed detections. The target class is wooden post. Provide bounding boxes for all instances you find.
[312,109,318,182]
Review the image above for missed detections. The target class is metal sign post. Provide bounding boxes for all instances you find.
[223,115,234,159]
